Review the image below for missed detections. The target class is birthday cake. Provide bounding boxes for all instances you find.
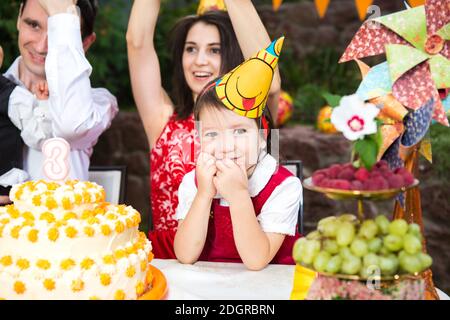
[0,180,153,300]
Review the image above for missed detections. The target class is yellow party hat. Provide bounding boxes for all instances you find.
[197,0,227,15]
[214,37,284,119]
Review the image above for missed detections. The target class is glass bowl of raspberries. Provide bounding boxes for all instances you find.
[304,160,418,200]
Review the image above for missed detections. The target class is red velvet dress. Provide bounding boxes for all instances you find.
[199,166,301,265]
[149,113,199,259]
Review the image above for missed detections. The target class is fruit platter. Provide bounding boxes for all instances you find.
[293,214,431,300]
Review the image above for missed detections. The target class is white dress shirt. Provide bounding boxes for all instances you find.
[4,13,118,181]
[176,153,303,236]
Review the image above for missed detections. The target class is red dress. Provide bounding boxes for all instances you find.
[199,166,301,265]
[149,113,199,258]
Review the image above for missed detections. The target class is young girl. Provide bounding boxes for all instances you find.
[127,0,281,259]
[174,38,302,270]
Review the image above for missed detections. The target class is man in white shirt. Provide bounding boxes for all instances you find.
[2,0,118,183]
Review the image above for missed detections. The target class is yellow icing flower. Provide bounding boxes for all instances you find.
[80,258,94,270]
[140,260,148,272]
[87,216,99,225]
[65,226,78,238]
[62,197,73,210]
[145,270,153,286]
[60,259,76,270]
[37,259,51,270]
[0,225,4,238]
[6,205,20,218]
[47,182,59,191]
[0,255,13,266]
[114,249,127,260]
[125,218,133,228]
[43,279,56,291]
[103,255,115,265]
[106,213,117,221]
[126,266,136,278]
[14,281,26,294]
[71,279,84,292]
[81,210,93,219]
[32,195,41,206]
[40,212,56,223]
[10,225,22,239]
[22,212,35,221]
[27,229,38,243]
[82,191,91,203]
[114,290,125,300]
[101,225,111,236]
[132,214,141,225]
[48,228,59,241]
[63,212,77,221]
[100,273,111,286]
[0,217,10,224]
[117,205,126,215]
[16,259,30,270]
[74,194,82,205]
[45,197,57,210]
[136,281,145,296]
[115,221,125,233]
[83,226,95,237]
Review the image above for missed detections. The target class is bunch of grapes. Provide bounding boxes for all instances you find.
[293,214,432,277]
[311,160,415,191]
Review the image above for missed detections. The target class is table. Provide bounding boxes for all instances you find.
[152,259,450,300]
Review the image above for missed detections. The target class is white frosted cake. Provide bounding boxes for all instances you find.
[0,180,153,300]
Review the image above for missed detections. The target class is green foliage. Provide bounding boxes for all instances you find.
[280,47,361,125]
[430,121,450,183]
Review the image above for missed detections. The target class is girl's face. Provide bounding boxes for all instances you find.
[182,22,222,99]
[199,106,266,173]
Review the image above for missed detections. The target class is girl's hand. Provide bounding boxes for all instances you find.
[196,152,217,199]
[32,81,49,100]
[214,159,249,203]
[0,46,3,68]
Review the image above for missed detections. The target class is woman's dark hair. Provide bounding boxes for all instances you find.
[169,11,244,120]
[193,79,275,154]
[21,0,98,40]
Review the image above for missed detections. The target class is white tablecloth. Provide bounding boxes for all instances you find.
[152,259,450,300]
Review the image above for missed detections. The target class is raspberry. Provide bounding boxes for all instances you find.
[335,179,352,190]
[337,168,355,181]
[387,174,405,189]
[402,171,415,185]
[375,160,389,169]
[328,164,342,179]
[355,168,370,181]
[351,180,364,190]
[312,173,326,186]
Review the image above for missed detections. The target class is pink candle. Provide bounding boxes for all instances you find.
[42,138,70,181]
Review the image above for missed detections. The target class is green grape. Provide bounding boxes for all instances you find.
[325,255,342,274]
[388,219,408,236]
[336,222,355,247]
[417,252,433,271]
[360,264,381,279]
[323,239,339,255]
[337,214,358,224]
[313,251,331,272]
[339,247,353,260]
[302,240,321,265]
[368,237,383,253]
[292,238,307,263]
[350,238,368,257]
[318,218,340,238]
[407,223,423,241]
[358,220,378,240]
[398,250,407,261]
[341,255,362,275]
[379,245,391,256]
[375,215,390,235]
[383,234,403,252]
[363,253,380,268]
[403,233,422,255]
[379,255,399,276]
[399,253,422,274]
[306,231,321,240]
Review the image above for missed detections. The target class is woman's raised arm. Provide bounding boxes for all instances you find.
[126,0,174,148]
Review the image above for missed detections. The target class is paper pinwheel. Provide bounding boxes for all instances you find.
[340,0,450,127]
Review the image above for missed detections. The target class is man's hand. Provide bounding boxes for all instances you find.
[32,80,49,100]
[196,152,218,200]
[38,0,78,16]
[214,159,249,203]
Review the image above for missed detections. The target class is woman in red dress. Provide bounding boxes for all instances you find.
[126,0,281,259]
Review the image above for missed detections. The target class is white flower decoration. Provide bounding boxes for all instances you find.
[330,94,380,141]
